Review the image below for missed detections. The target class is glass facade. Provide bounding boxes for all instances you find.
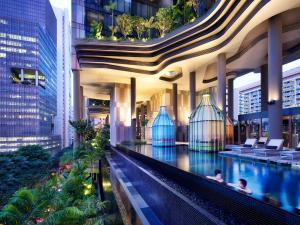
[152,106,175,147]
[189,94,225,151]
[0,0,60,152]
[239,71,300,115]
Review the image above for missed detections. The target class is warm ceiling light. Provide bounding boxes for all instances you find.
[165,71,177,77]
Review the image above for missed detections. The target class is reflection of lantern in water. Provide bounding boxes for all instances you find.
[152,106,175,147]
[152,146,176,165]
[189,94,225,151]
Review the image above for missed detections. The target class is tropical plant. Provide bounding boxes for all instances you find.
[133,16,146,39]
[69,119,96,142]
[90,20,103,40]
[116,13,133,38]
[154,7,173,37]
[144,16,155,39]
[0,145,52,208]
[109,25,118,39]
[105,0,117,36]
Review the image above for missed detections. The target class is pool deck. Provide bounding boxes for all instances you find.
[219,151,300,169]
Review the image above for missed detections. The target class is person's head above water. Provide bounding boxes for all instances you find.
[239,178,247,189]
[214,169,222,180]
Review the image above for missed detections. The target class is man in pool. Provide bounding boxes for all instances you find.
[206,169,224,183]
[228,178,252,194]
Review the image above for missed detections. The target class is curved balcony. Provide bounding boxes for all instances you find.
[75,0,300,103]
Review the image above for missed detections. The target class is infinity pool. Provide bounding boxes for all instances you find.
[128,144,300,214]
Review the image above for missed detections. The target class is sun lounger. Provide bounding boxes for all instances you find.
[230,139,257,153]
[280,143,300,161]
[253,139,284,157]
[256,137,268,148]
[225,138,256,151]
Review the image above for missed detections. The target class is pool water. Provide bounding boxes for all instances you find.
[130,144,300,214]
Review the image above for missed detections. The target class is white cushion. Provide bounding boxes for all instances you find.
[267,139,284,150]
[258,137,268,144]
[244,138,256,146]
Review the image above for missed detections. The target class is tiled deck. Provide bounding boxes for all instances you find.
[219,151,300,169]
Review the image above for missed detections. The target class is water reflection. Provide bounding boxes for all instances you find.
[130,144,300,213]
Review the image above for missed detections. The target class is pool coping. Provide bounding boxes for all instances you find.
[117,144,300,225]
[110,147,226,225]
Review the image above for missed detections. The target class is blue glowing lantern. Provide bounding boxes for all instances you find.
[189,94,225,151]
[152,106,176,147]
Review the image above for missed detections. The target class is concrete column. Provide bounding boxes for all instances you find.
[131,78,136,140]
[268,16,282,139]
[189,71,196,113]
[72,69,81,148]
[227,78,234,120]
[217,53,226,116]
[260,64,268,112]
[80,86,84,119]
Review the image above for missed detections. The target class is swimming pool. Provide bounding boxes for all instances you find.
[128,144,300,214]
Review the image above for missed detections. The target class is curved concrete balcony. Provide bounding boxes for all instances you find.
[74,0,300,115]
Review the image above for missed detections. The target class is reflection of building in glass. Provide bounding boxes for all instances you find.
[237,67,300,116]
[152,106,175,147]
[0,0,60,152]
[189,94,224,151]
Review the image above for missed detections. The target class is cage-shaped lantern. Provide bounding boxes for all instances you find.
[189,94,225,151]
[152,106,176,147]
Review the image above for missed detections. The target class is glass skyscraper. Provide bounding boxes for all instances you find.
[0,0,60,152]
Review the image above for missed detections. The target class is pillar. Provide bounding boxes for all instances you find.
[189,71,196,112]
[80,86,84,119]
[217,53,226,145]
[261,64,268,112]
[72,69,81,148]
[268,16,282,139]
[131,78,136,140]
[227,78,234,120]
[173,83,178,140]
[217,54,226,116]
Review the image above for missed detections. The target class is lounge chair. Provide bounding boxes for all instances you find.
[280,142,300,161]
[225,138,256,151]
[253,139,284,157]
[256,137,268,148]
[229,139,257,153]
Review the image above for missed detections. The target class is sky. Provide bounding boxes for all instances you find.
[234,59,300,88]
[50,0,71,12]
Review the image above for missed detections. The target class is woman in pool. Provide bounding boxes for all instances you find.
[206,169,224,183]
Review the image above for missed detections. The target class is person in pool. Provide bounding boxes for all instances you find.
[206,169,224,183]
[228,178,252,194]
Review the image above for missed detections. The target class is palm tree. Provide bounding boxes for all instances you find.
[105,0,117,36]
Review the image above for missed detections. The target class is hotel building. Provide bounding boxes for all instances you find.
[0,0,60,152]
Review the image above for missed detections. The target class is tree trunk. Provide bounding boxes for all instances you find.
[98,159,105,201]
